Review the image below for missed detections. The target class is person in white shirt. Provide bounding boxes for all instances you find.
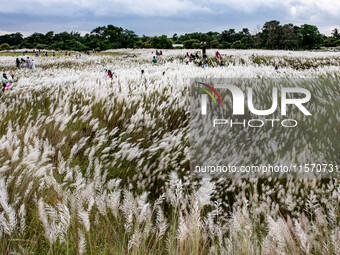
[26,57,31,70]
[31,59,36,70]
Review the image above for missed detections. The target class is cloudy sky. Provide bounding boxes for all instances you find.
[0,0,339,37]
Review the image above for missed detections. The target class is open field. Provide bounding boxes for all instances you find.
[0,49,339,254]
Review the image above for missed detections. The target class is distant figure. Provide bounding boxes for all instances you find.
[79,54,82,59]
[198,60,202,67]
[275,64,279,71]
[10,74,17,84]
[162,71,165,76]
[141,70,145,79]
[16,58,20,68]
[160,51,163,56]
[152,56,157,64]
[1,73,9,91]
[195,52,199,59]
[65,51,68,56]
[185,56,189,65]
[26,57,31,70]
[31,59,36,70]
[202,45,207,59]
[108,70,113,79]
[156,50,159,57]
[215,51,221,60]
[204,62,208,68]
[53,52,55,57]
[220,60,224,67]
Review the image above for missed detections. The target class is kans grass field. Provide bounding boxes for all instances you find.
[0,49,339,254]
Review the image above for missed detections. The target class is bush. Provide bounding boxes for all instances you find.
[183,39,200,49]
[219,41,231,49]
[36,44,49,50]
[0,43,10,51]
[209,39,219,48]
[231,40,246,49]
[323,37,337,47]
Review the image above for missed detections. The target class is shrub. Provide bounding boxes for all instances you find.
[0,43,10,51]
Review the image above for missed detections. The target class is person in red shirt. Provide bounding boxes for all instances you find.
[108,70,113,79]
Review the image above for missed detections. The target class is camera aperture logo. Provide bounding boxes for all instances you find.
[196,81,312,128]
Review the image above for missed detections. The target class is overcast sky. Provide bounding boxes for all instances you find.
[0,0,339,37]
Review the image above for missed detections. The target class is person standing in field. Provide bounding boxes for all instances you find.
[141,70,145,79]
[195,52,199,59]
[215,51,221,60]
[185,55,189,65]
[152,56,157,64]
[31,59,36,70]
[26,57,31,70]
[16,58,20,68]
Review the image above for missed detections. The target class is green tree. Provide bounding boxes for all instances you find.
[150,35,172,49]
[331,28,339,39]
[172,33,178,43]
[281,24,300,49]
[219,41,231,49]
[261,20,282,49]
[220,29,235,43]
[300,24,323,49]
[323,37,337,47]
[210,40,219,48]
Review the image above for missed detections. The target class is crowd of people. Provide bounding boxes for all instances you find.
[150,50,164,65]
[4,49,281,97]
[16,57,36,70]
[183,50,234,68]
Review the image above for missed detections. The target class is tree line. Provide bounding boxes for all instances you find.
[0,21,339,51]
